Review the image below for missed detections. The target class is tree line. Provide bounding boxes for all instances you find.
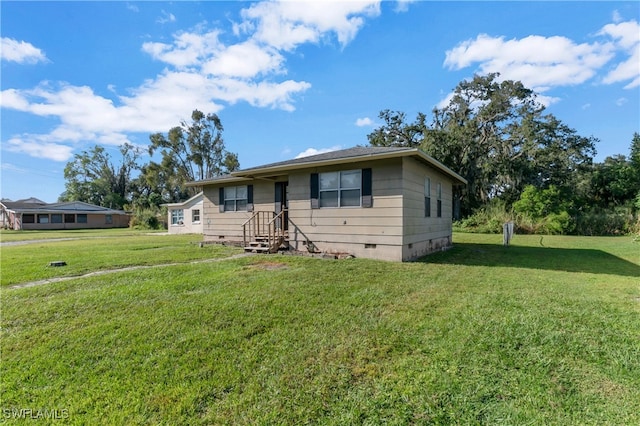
[60,74,639,234]
[59,110,239,228]
[368,74,640,235]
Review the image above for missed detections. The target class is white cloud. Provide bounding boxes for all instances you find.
[202,41,285,78]
[355,117,374,127]
[2,1,383,161]
[394,0,416,13]
[295,145,342,158]
[240,0,381,50]
[0,37,48,64]
[6,136,74,162]
[598,20,640,89]
[443,18,640,96]
[616,97,628,106]
[142,30,223,69]
[157,10,176,24]
[444,34,615,93]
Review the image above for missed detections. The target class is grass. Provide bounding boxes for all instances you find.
[1,232,639,424]
[1,233,241,286]
[0,227,152,243]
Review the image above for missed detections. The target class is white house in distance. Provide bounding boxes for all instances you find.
[187,147,467,261]
[163,192,204,234]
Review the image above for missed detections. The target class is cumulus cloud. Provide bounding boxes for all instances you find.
[6,136,74,162]
[598,20,640,89]
[295,145,343,158]
[444,34,615,92]
[355,117,374,127]
[1,37,48,64]
[2,1,382,161]
[239,0,381,50]
[440,17,639,110]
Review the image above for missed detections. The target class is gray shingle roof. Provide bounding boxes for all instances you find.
[186,145,466,186]
[240,146,410,172]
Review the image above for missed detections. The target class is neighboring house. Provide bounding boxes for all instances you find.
[0,198,130,230]
[163,192,204,235]
[187,146,467,261]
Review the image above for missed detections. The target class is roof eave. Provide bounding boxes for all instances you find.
[187,148,467,186]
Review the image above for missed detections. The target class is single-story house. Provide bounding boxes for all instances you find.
[187,146,467,261]
[163,192,204,234]
[0,198,130,230]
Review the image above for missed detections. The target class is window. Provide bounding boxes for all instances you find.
[311,169,371,209]
[171,209,184,225]
[319,170,361,208]
[23,214,35,224]
[77,214,88,223]
[224,186,248,212]
[105,214,113,224]
[192,209,200,223]
[51,214,63,223]
[437,183,442,218]
[425,177,431,218]
[38,214,49,224]
[64,214,75,223]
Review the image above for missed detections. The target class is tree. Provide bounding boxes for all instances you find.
[60,143,140,210]
[367,110,426,147]
[145,110,239,202]
[367,73,597,217]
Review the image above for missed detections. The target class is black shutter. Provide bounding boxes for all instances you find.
[219,187,225,213]
[310,173,319,209]
[362,168,372,208]
[247,185,254,212]
[274,182,283,213]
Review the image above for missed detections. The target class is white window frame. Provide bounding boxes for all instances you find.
[224,186,248,212]
[192,209,200,223]
[319,170,361,208]
[171,209,184,225]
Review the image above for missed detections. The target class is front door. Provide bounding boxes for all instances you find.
[275,181,288,230]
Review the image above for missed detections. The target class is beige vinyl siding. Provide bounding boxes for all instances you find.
[200,153,461,261]
[401,157,455,259]
[286,159,404,260]
[203,180,278,242]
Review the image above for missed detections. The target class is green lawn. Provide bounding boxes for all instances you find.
[1,233,241,286]
[0,227,153,243]
[1,233,639,424]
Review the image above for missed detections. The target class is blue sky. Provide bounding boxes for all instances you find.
[2,1,639,203]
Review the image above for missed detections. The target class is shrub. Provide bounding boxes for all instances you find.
[129,209,163,230]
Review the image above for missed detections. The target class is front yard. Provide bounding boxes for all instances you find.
[1,232,639,424]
